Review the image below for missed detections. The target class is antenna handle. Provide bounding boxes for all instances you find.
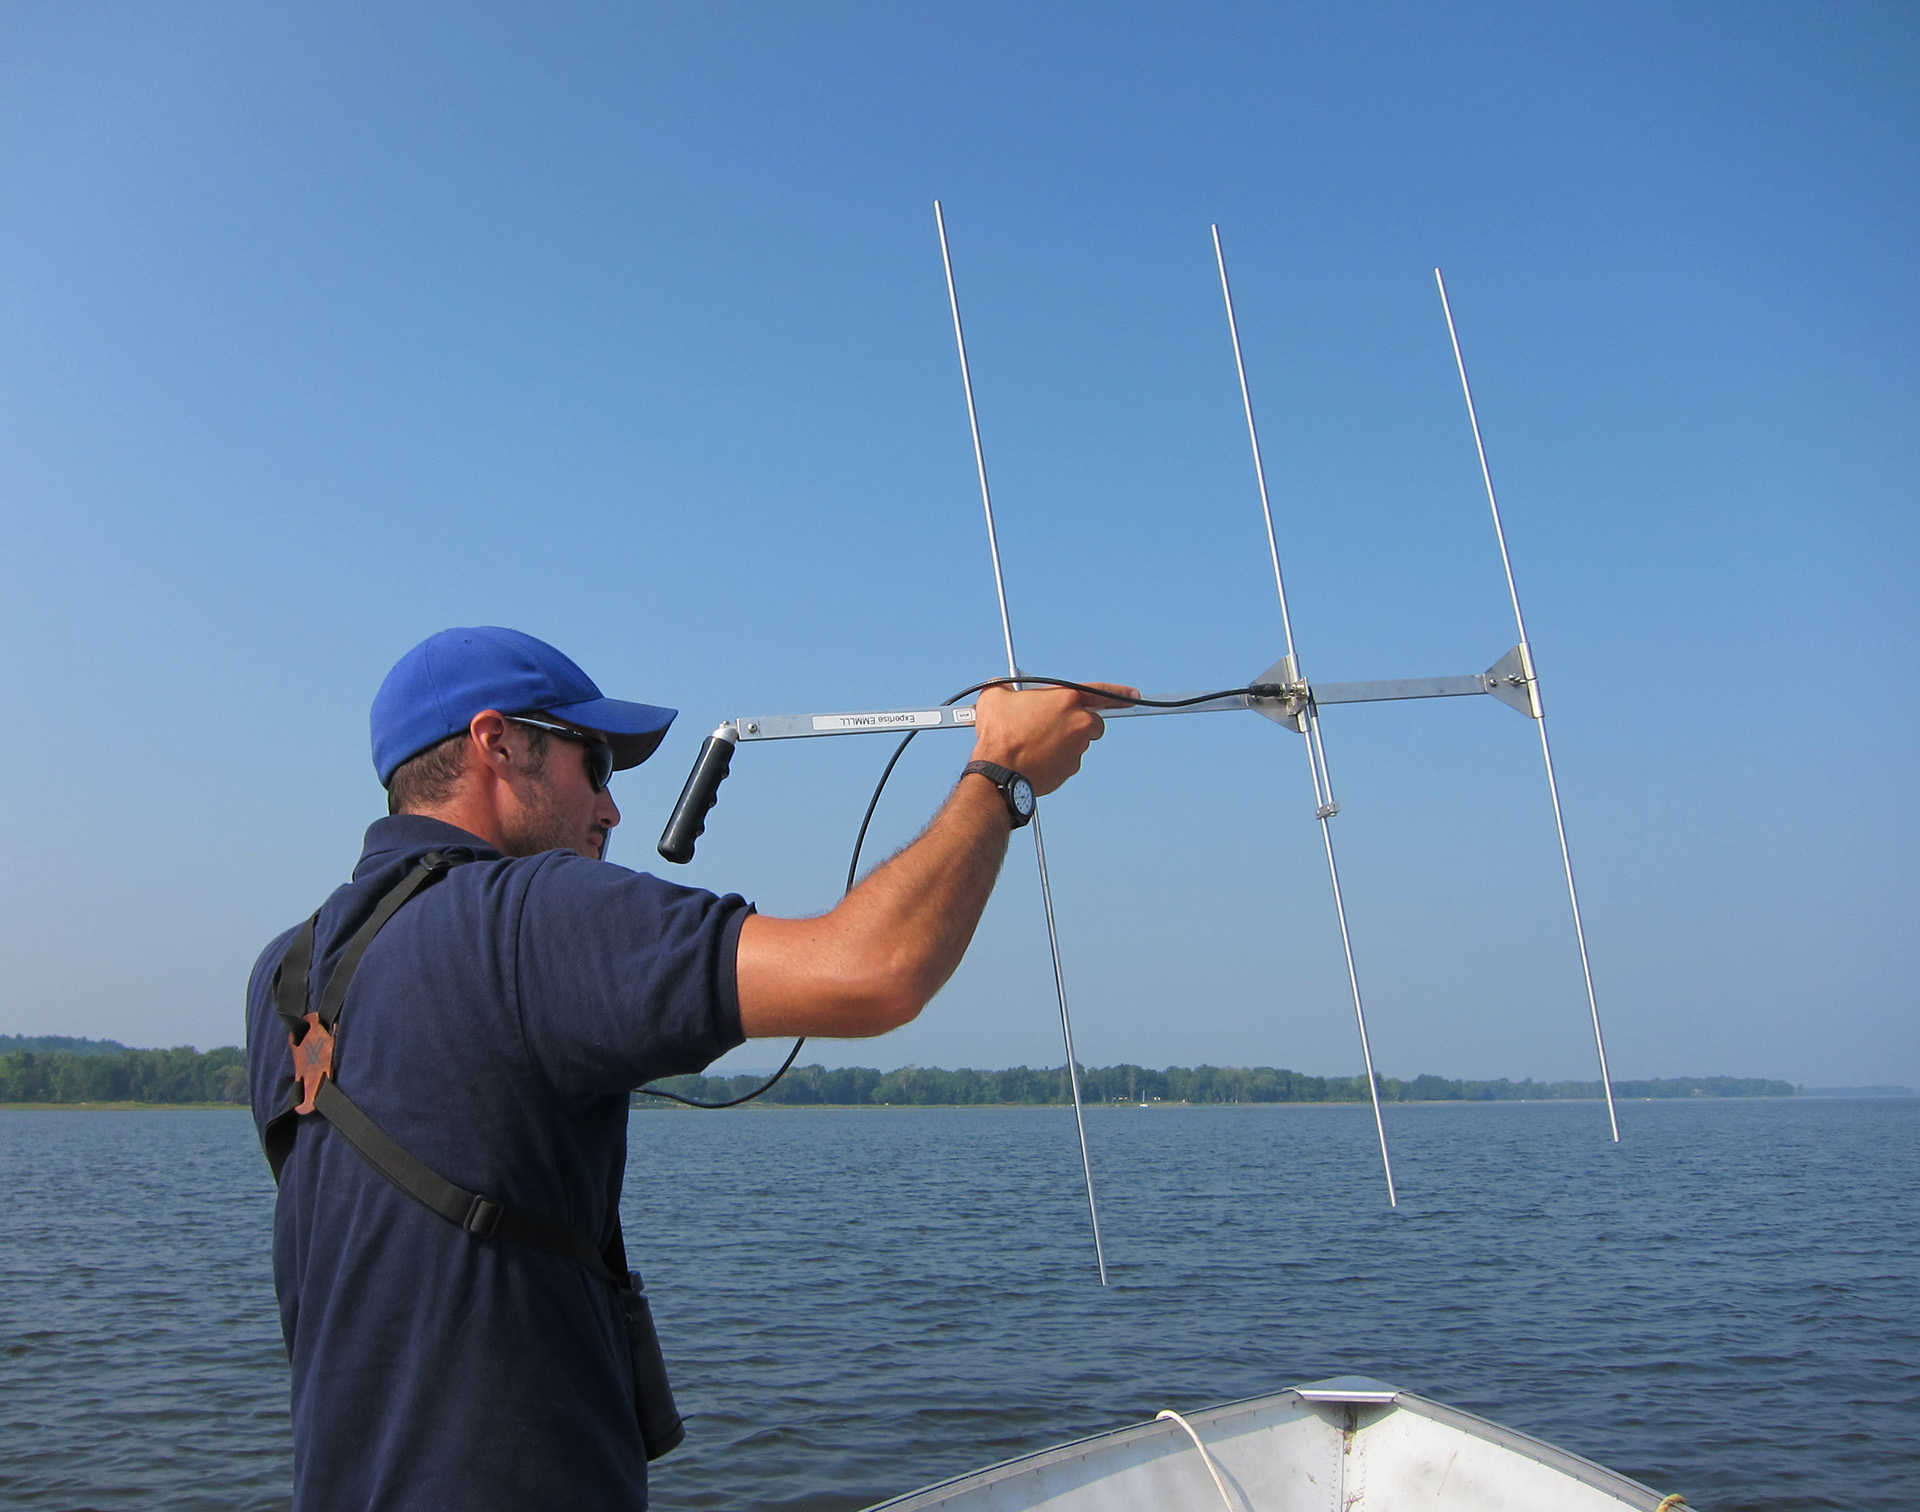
[656,727,737,864]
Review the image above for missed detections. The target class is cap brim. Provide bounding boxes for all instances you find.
[540,696,678,770]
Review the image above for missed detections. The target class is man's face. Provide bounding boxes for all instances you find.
[498,723,621,860]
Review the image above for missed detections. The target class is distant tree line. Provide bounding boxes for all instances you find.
[0,1039,1796,1107]
[0,1034,133,1057]
[637,1063,1797,1107]
[0,1046,248,1104]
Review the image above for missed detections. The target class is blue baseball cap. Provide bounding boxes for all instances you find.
[371,626,677,785]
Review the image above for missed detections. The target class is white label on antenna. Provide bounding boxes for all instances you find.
[812,710,944,732]
[954,707,976,725]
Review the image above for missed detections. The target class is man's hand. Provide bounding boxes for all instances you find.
[967,681,1139,795]
[735,675,1137,1041]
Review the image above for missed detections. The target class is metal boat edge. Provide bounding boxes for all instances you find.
[859,1376,1684,1510]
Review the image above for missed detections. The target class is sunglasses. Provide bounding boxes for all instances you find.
[511,717,615,793]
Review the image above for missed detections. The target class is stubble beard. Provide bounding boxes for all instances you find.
[499,774,606,860]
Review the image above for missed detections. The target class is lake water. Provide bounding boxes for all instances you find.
[1,1098,1915,1510]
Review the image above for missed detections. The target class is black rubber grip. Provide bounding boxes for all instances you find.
[657,734,735,864]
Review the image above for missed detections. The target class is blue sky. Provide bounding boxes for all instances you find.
[0,2,1913,1089]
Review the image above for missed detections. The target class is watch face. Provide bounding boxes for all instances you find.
[1011,777,1036,816]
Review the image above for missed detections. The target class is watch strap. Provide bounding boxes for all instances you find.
[962,760,1034,828]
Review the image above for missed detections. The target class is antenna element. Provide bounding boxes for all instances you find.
[1434,267,1621,1143]
[1214,226,1399,1206]
[936,202,1112,1281]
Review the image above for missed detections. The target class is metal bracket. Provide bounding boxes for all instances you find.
[1248,654,1309,732]
[1480,642,1542,719]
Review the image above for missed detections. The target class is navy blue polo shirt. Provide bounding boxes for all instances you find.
[246,815,750,1511]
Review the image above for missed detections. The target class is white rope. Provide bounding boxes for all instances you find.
[1155,1410,1244,1512]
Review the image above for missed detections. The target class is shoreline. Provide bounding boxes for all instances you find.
[3,1095,1851,1112]
[634,1094,1822,1110]
[0,1101,248,1112]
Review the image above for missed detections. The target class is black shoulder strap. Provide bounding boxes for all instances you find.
[262,914,321,1177]
[260,851,624,1289]
[314,851,459,1030]
[311,1078,620,1284]
[270,914,319,1036]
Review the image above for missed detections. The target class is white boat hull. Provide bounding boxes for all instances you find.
[863,1377,1685,1511]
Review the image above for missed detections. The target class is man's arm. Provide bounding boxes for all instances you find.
[734,680,1133,1039]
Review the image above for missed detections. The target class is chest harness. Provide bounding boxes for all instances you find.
[260,849,684,1461]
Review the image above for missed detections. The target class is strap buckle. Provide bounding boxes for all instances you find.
[289,1012,335,1116]
[463,1197,503,1239]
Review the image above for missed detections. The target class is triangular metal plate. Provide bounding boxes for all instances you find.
[1483,644,1541,719]
[1250,654,1307,733]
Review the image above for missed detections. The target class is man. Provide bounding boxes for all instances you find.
[246,625,1129,1510]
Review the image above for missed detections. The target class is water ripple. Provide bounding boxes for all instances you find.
[1,1099,1914,1510]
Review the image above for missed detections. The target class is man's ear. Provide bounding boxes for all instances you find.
[467,710,516,780]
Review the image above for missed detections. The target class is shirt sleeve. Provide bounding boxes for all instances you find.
[511,852,752,1101]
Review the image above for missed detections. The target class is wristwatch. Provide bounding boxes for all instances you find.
[963,760,1036,828]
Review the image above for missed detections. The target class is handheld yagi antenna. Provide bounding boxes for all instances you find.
[651,221,1622,1272]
